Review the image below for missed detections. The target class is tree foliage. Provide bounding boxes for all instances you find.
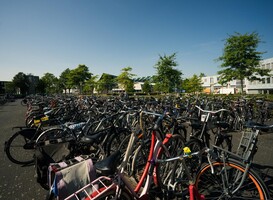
[153,53,182,93]
[12,72,29,95]
[142,80,152,93]
[217,32,270,93]
[83,75,98,94]
[96,73,117,94]
[182,74,203,94]
[69,65,92,93]
[59,68,72,93]
[116,67,135,93]
[41,73,58,94]
[5,82,16,94]
[36,79,46,94]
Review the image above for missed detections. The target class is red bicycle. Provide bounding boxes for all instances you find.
[64,111,186,200]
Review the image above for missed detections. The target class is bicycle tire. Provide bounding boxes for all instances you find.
[25,115,35,127]
[195,159,271,199]
[184,138,204,172]
[35,128,67,143]
[156,137,204,199]
[155,134,185,190]
[5,129,36,164]
[106,128,130,156]
[21,99,27,106]
[174,125,187,142]
[131,138,151,182]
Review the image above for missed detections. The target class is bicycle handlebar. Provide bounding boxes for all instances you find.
[195,105,229,114]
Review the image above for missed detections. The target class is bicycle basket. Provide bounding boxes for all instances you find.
[48,155,96,200]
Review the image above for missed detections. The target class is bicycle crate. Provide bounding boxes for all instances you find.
[64,176,115,200]
[236,128,255,160]
[48,155,97,199]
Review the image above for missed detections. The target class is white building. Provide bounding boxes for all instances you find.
[202,57,273,94]
[245,57,273,94]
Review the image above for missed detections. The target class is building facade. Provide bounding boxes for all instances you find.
[27,74,39,94]
[202,57,273,94]
[245,57,273,94]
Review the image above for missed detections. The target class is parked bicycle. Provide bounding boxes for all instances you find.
[164,120,273,199]
[49,110,185,199]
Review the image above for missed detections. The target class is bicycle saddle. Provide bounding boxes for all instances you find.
[80,131,107,144]
[95,150,121,176]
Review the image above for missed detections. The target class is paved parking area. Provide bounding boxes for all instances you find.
[0,100,47,199]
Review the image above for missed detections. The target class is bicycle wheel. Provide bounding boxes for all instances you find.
[195,159,271,199]
[106,128,130,156]
[25,115,34,127]
[21,99,27,106]
[35,128,70,143]
[155,134,185,190]
[184,138,204,172]
[5,129,36,164]
[131,138,151,182]
[174,125,187,142]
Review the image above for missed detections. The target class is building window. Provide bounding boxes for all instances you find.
[262,78,265,84]
[210,78,214,83]
[267,77,271,84]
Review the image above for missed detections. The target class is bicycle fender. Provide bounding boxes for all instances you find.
[19,128,37,140]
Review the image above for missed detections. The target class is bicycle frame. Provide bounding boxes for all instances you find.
[118,111,174,199]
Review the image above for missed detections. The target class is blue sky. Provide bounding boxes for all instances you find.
[0,0,273,81]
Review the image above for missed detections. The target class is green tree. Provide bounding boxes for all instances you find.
[142,80,152,93]
[35,79,46,94]
[41,73,58,94]
[5,82,16,94]
[116,67,135,93]
[59,68,72,94]
[83,75,98,94]
[96,73,117,94]
[69,65,92,94]
[182,74,203,94]
[217,32,270,93]
[153,53,182,93]
[12,72,29,95]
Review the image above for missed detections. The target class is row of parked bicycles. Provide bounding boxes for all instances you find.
[4,94,273,199]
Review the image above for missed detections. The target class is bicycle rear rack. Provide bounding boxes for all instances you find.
[236,128,257,161]
[64,176,115,200]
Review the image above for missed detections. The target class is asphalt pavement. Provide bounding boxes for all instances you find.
[0,99,272,199]
[0,99,47,199]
